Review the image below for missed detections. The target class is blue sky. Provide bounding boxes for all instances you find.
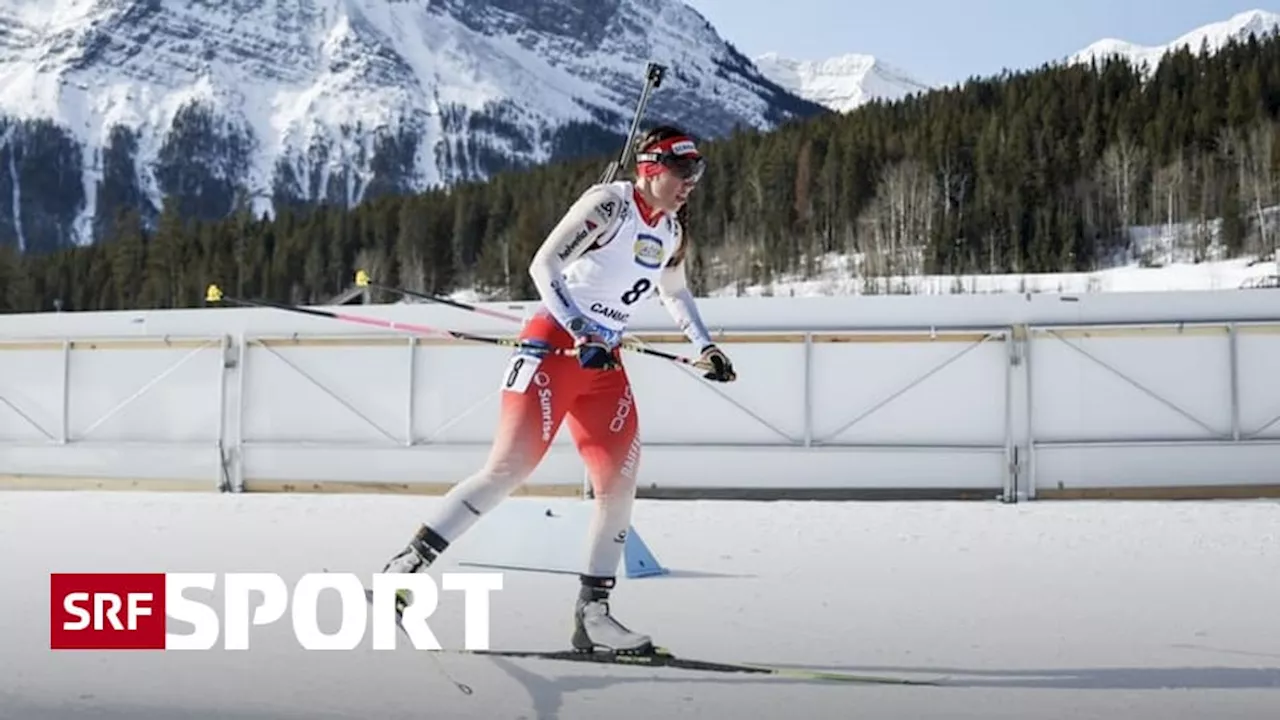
[681,0,1273,85]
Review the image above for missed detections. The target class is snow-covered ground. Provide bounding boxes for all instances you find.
[455,250,1280,306]
[707,212,1280,298]
[709,254,1279,298]
[3,491,1279,719]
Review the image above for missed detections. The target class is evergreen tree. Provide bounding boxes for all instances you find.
[5,30,1280,312]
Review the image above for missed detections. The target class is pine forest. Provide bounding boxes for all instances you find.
[1,31,1278,312]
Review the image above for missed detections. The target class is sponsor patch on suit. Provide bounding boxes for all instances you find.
[633,234,663,269]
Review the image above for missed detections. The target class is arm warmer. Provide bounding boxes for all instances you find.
[657,258,715,350]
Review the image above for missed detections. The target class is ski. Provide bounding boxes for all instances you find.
[361,586,939,687]
[454,646,945,686]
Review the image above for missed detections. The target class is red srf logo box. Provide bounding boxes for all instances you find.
[50,573,166,649]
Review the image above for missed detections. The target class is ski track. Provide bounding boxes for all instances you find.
[2,492,1279,719]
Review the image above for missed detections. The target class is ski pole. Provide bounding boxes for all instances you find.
[352,271,710,369]
[203,284,579,357]
[355,270,524,323]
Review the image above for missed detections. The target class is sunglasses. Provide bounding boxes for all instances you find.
[635,151,706,183]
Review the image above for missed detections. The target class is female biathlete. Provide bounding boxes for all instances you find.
[381,125,736,654]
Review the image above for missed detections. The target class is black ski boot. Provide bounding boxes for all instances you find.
[381,524,449,611]
[571,575,653,655]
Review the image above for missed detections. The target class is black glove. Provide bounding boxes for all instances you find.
[575,334,621,370]
[698,344,736,382]
[568,316,621,371]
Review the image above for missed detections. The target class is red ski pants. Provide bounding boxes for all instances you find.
[489,312,640,495]
[424,313,640,577]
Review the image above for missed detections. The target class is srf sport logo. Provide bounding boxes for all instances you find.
[49,572,502,651]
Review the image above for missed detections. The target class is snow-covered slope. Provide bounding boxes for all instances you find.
[708,209,1280,298]
[751,52,935,113]
[1069,8,1280,72]
[0,0,826,251]
[7,493,1280,718]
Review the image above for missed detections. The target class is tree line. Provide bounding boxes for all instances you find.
[2,30,1279,313]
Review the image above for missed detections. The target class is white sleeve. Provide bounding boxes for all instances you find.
[656,251,715,350]
[527,184,625,333]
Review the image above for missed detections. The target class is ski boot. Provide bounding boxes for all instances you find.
[571,575,654,655]
[381,524,449,613]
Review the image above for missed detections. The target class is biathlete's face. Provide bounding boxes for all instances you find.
[635,135,706,213]
[648,162,701,211]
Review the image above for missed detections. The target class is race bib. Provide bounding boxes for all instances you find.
[500,351,543,393]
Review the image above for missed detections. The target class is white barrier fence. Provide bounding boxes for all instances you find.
[2,289,1280,500]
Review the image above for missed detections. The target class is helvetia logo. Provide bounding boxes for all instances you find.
[50,572,503,651]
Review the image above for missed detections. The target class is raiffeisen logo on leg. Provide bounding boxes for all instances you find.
[49,572,503,651]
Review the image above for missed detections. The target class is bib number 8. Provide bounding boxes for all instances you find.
[620,278,651,305]
[501,353,543,393]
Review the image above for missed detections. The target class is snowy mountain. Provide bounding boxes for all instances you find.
[0,0,826,252]
[1069,8,1280,72]
[751,52,935,113]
